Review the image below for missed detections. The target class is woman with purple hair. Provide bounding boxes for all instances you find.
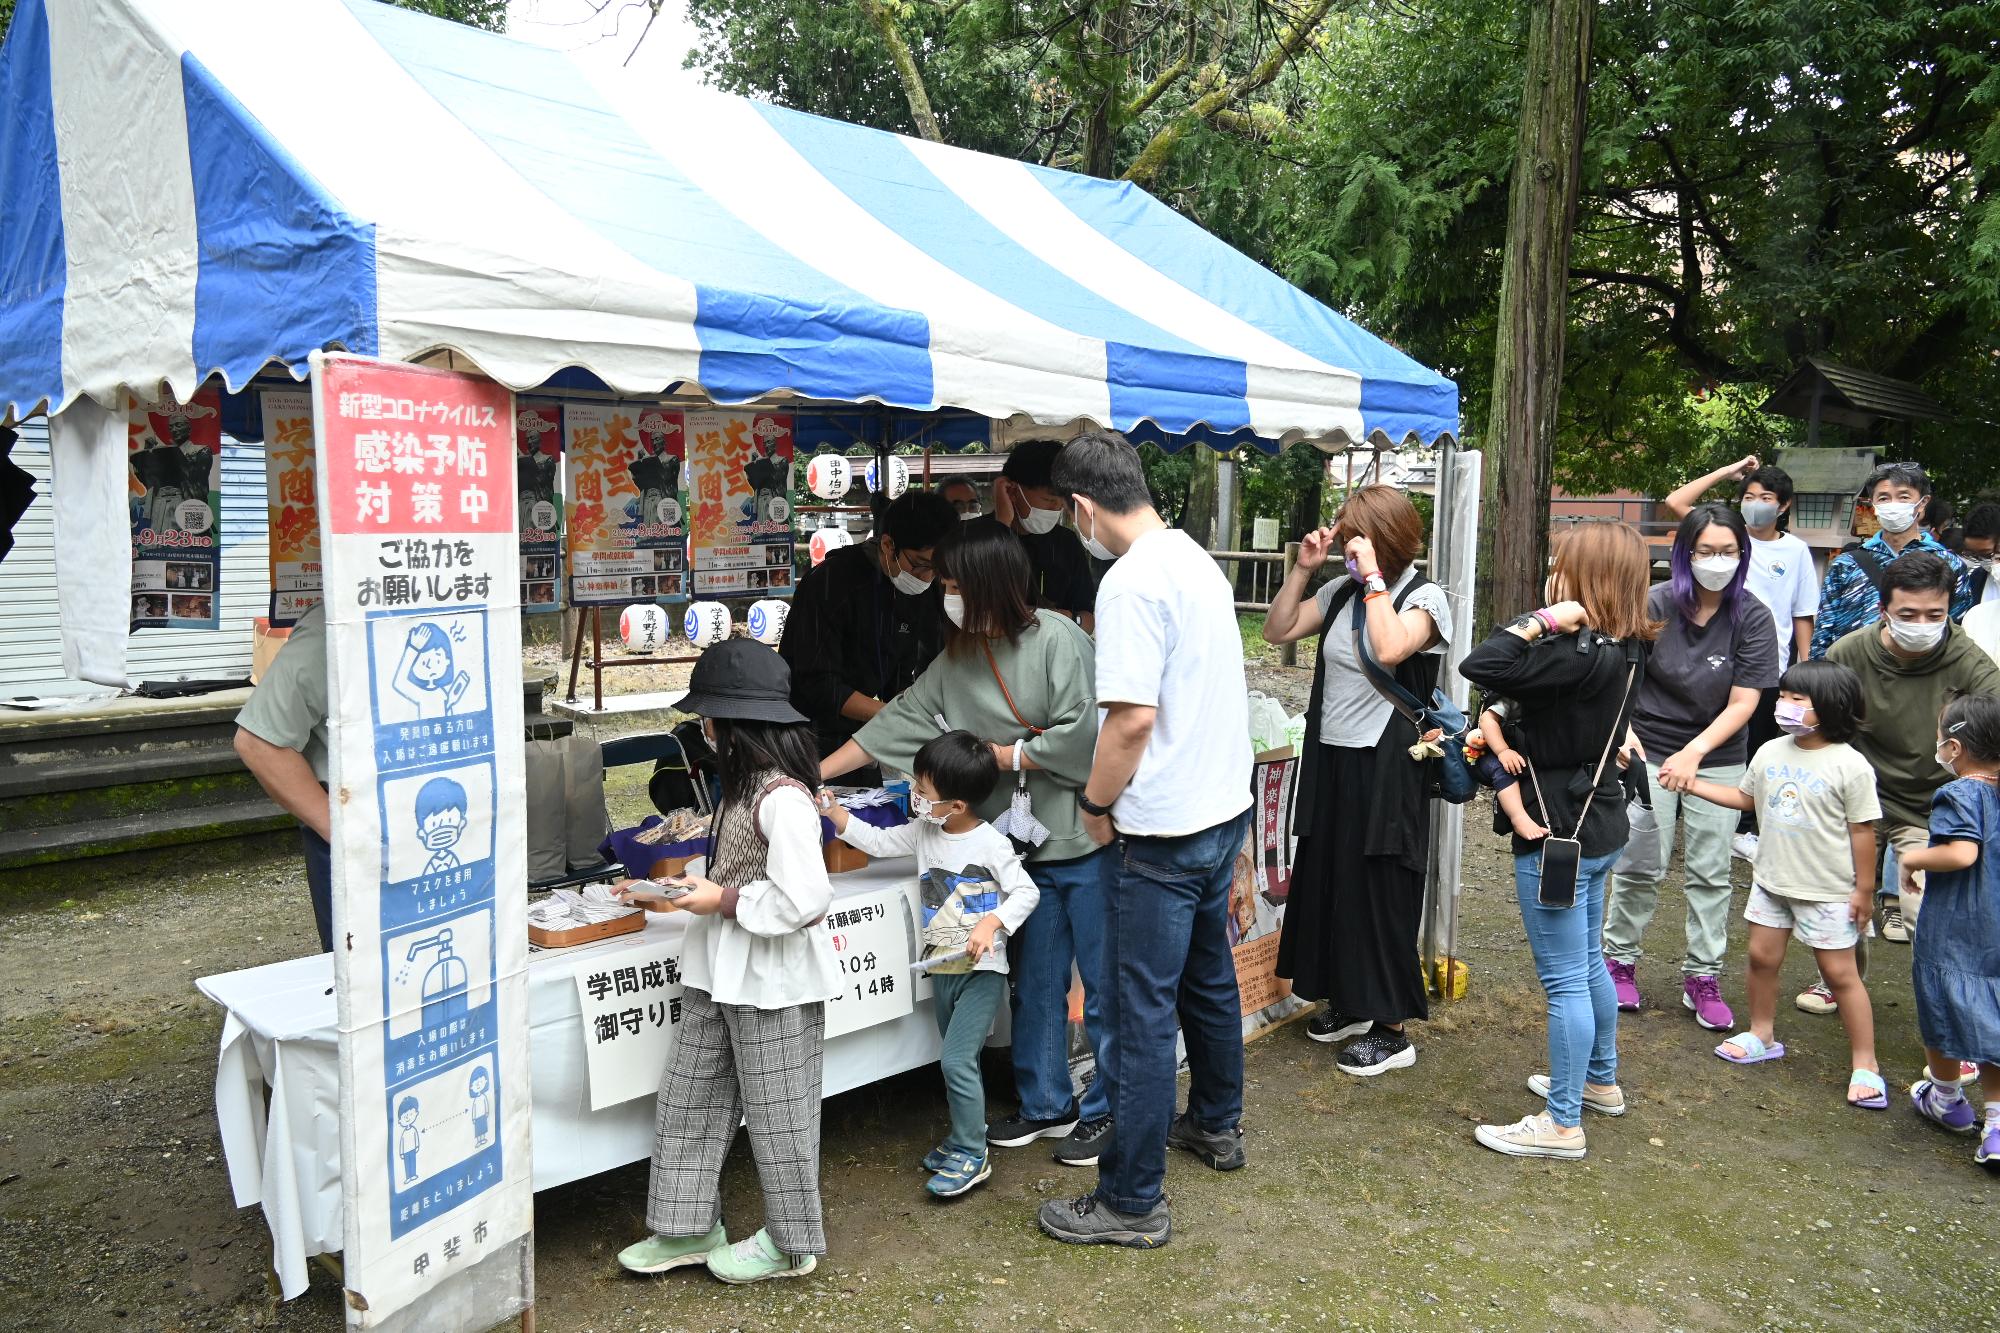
[1603,503,1780,1032]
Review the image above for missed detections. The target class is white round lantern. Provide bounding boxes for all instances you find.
[619,603,670,653]
[865,455,909,500]
[747,599,790,646]
[808,527,854,567]
[805,454,851,500]
[683,601,732,649]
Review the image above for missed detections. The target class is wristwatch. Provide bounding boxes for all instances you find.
[1078,791,1114,818]
[1362,572,1388,595]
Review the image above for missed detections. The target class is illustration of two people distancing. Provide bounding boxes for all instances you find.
[395,1066,494,1186]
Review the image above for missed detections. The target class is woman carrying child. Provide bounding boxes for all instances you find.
[819,523,1110,1167]
[1459,523,1656,1159]
[1667,661,1887,1108]
[825,731,1039,1197]
[1900,694,2000,1168]
[614,640,842,1284]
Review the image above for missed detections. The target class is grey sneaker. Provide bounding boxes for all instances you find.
[1166,1110,1246,1170]
[1053,1115,1113,1168]
[1037,1193,1171,1248]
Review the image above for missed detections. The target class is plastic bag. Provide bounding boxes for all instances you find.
[1247,691,1292,755]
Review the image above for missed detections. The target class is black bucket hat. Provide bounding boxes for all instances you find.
[679,639,807,724]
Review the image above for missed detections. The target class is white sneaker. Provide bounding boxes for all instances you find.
[1731,832,1759,862]
[1474,1112,1586,1160]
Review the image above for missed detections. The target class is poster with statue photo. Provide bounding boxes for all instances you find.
[563,402,686,606]
[128,386,224,630]
[514,400,564,614]
[686,409,795,597]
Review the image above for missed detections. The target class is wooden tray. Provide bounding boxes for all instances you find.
[823,841,871,874]
[528,910,646,949]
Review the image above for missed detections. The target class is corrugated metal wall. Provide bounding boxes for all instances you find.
[0,421,272,695]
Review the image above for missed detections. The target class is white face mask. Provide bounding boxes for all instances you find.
[1740,499,1779,530]
[909,792,950,825]
[885,546,931,596]
[1075,500,1113,561]
[1937,740,1960,776]
[1874,500,1919,534]
[1691,555,1741,591]
[1888,617,1947,653]
[957,509,981,522]
[1017,502,1062,536]
[941,592,966,628]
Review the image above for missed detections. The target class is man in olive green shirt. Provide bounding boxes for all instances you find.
[234,602,333,952]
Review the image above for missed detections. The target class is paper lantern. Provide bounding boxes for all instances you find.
[805,454,851,500]
[619,604,670,653]
[747,599,790,646]
[683,601,732,649]
[809,527,854,567]
[865,455,909,500]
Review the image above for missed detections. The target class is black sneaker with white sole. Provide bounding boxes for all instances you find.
[1336,1028,1416,1077]
[1053,1115,1113,1167]
[988,1107,1079,1148]
[1037,1193,1171,1248]
[1166,1110,1246,1170]
[1306,1006,1371,1045]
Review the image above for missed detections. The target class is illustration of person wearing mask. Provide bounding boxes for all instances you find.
[414,776,469,875]
[396,1096,423,1184]
[469,1066,494,1148]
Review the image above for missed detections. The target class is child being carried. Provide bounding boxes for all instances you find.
[1466,696,1551,840]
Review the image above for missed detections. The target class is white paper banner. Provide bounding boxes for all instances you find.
[313,354,533,1330]
[573,937,686,1111]
[821,886,914,1039]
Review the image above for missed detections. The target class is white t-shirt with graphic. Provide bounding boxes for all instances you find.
[1738,736,1881,902]
[1746,531,1819,672]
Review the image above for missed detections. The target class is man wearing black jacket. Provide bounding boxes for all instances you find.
[779,490,958,760]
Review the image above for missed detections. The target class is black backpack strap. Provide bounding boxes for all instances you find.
[1847,543,1892,594]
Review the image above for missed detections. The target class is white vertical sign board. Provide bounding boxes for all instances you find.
[311,354,534,1329]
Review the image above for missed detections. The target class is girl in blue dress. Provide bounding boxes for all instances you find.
[1900,694,2000,1170]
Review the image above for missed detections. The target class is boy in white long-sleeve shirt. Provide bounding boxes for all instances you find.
[826,731,1039,1198]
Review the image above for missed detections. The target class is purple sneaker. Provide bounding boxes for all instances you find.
[1912,1078,1978,1134]
[1979,1123,2000,1170]
[1681,975,1733,1031]
[1605,958,1640,1012]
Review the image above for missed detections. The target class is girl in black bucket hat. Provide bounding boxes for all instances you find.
[615,639,843,1284]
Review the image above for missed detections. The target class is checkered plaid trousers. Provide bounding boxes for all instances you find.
[645,986,828,1256]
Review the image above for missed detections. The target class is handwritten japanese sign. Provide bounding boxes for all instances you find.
[261,390,322,627]
[312,354,532,1329]
[685,409,796,599]
[573,938,687,1110]
[564,402,686,606]
[127,386,223,630]
[820,886,913,1040]
[514,399,564,615]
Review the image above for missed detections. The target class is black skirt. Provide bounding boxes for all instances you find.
[1276,740,1429,1023]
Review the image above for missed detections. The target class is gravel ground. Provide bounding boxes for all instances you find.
[3,650,1996,1332]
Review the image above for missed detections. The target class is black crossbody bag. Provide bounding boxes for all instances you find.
[1523,664,1636,908]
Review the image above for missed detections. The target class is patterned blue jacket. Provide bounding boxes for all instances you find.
[1807,531,1971,660]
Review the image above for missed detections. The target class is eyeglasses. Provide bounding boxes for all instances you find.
[1693,546,1741,560]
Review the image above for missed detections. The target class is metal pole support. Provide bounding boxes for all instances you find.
[1279,541,1301,669]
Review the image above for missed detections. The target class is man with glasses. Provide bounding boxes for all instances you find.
[779,490,958,764]
[1956,503,2000,608]
[1808,462,1970,663]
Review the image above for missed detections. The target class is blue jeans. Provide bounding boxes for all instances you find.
[1515,849,1620,1128]
[1009,849,1113,1123]
[302,825,333,954]
[1096,813,1247,1214]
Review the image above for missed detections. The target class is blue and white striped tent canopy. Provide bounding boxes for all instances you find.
[0,0,1458,451]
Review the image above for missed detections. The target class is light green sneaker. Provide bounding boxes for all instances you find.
[704,1228,818,1284]
[617,1222,726,1274]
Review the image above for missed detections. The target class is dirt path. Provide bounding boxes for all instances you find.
[3,669,1996,1330]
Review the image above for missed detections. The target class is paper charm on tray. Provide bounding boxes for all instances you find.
[991,771,1049,850]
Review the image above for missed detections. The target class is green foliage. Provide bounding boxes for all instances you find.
[387,0,507,29]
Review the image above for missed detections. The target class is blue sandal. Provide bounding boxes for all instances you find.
[1848,1069,1888,1110]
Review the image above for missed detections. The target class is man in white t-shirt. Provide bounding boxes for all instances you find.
[1664,458,1819,859]
[1959,503,2000,608]
[1034,431,1252,1252]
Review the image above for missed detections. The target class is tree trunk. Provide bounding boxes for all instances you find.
[1478,0,1596,632]
[856,0,943,143]
[1183,444,1217,549]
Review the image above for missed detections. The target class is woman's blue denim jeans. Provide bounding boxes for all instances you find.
[1008,848,1113,1123]
[1514,848,1621,1128]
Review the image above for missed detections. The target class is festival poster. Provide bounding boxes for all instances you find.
[1230,753,1304,1033]
[310,354,533,1330]
[127,386,223,630]
[514,400,564,614]
[686,409,796,598]
[563,403,686,606]
[261,390,322,626]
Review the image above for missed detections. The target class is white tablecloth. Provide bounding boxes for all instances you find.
[198,859,953,1300]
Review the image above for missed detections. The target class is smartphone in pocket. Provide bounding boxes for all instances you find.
[1538,836,1582,908]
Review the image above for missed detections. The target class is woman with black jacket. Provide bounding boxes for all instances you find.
[1458,522,1659,1160]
